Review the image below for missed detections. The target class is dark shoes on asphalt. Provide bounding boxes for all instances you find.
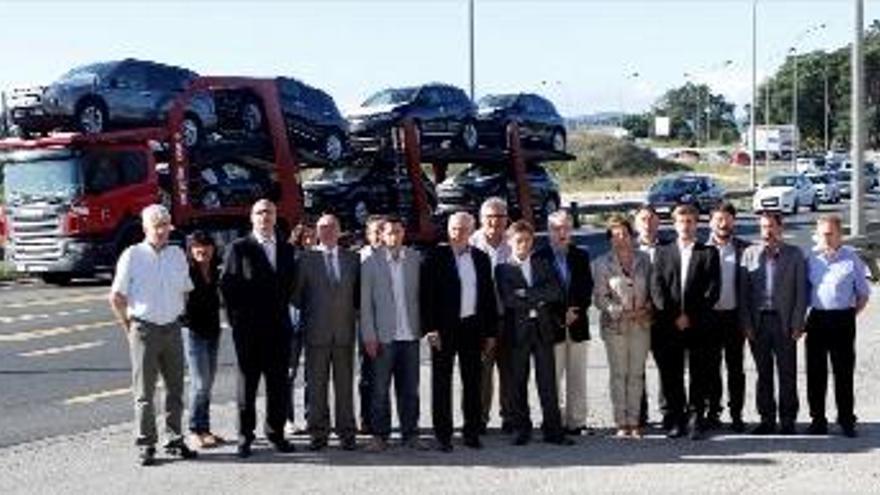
[270,438,296,453]
[138,446,156,466]
[463,436,483,449]
[164,439,198,459]
[751,422,777,435]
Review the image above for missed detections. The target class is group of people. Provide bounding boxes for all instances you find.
[109,196,870,467]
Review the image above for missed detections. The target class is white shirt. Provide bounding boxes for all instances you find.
[638,237,658,264]
[253,232,276,270]
[712,240,737,310]
[764,248,777,309]
[111,242,193,325]
[317,244,340,281]
[511,255,533,287]
[387,249,415,341]
[678,240,695,303]
[359,244,377,262]
[454,247,478,318]
[469,229,511,269]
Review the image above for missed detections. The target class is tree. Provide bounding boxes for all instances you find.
[652,83,738,144]
[621,113,651,138]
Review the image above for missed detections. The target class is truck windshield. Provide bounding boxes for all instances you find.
[1,150,82,205]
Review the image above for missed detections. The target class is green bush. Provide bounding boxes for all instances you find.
[555,132,687,182]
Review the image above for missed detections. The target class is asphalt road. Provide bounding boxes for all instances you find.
[0,195,877,448]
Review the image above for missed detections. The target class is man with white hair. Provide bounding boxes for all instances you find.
[422,212,498,451]
[469,197,513,434]
[110,204,196,466]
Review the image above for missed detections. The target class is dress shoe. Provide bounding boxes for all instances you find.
[402,437,430,451]
[807,420,828,435]
[365,437,387,453]
[309,437,328,451]
[666,424,687,439]
[463,436,483,449]
[661,414,676,431]
[237,443,252,459]
[437,440,454,453]
[730,416,746,434]
[565,426,586,436]
[705,414,723,430]
[340,437,358,451]
[270,438,296,453]
[138,446,156,466]
[840,423,858,438]
[164,438,198,459]
[545,434,575,446]
[751,422,776,435]
[501,421,515,435]
[477,422,488,435]
[779,422,795,435]
[512,432,531,446]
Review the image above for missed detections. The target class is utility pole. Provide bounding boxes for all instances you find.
[824,58,830,152]
[852,0,865,237]
[791,47,799,171]
[468,0,475,101]
[750,0,758,189]
[765,77,772,167]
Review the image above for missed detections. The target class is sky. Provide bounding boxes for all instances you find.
[0,0,876,117]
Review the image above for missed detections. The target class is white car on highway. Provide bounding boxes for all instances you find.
[805,171,841,204]
[753,172,818,215]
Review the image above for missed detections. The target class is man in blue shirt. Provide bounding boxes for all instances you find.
[805,214,871,438]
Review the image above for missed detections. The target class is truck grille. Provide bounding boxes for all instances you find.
[8,211,64,267]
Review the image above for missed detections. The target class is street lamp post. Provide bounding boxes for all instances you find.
[468,0,475,100]
[750,0,757,190]
[852,0,865,237]
[791,46,798,171]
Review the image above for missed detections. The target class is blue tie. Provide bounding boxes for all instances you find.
[556,252,569,289]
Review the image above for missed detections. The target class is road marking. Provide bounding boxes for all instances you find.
[0,307,91,325]
[0,320,117,343]
[65,387,130,405]
[18,340,105,357]
[65,377,190,405]
[0,293,107,310]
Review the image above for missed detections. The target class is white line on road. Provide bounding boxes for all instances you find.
[64,387,130,405]
[18,340,105,357]
[0,293,107,310]
[0,320,116,343]
[0,307,92,325]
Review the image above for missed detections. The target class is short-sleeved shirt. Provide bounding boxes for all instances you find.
[808,245,871,310]
[111,241,193,325]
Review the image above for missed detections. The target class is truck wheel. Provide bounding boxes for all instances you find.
[75,99,107,134]
[41,273,71,286]
[551,128,566,152]
[460,120,479,151]
[325,133,344,162]
[181,114,202,149]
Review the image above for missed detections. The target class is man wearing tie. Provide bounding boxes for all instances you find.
[422,212,497,452]
[496,220,572,446]
[294,213,360,451]
[535,210,593,436]
[650,204,720,440]
[220,199,297,457]
[739,211,806,435]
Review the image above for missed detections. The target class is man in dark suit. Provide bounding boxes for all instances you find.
[422,212,498,452]
[293,213,360,451]
[706,202,751,432]
[497,220,573,446]
[650,204,720,440]
[535,210,593,435]
[220,199,297,458]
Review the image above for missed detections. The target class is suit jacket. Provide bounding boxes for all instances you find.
[738,242,807,335]
[220,234,296,339]
[535,243,593,342]
[650,240,721,328]
[592,249,653,337]
[293,247,360,347]
[360,246,422,344]
[495,256,564,346]
[420,245,498,342]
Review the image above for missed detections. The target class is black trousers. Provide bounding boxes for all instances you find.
[232,331,291,445]
[431,316,483,443]
[750,311,798,424]
[707,309,746,419]
[806,309,857,426]
[508,322,563,439]
[654,321,712,427]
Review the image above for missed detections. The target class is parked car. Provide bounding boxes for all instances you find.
[346,83,478,152]
[302,163,437,230]
[214,77,349,164]
[436,162,561,226]
[8,59,216,147]
[192,159,274,209]
[475,93,566,152]
[796,156,824,173]
[806,171,841,204]
[645,173,725,217]
[752,172,818,214]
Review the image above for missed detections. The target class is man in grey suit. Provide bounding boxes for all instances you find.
[360,216,428,452]
[739,211,807,435]
[293,213,360,451]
